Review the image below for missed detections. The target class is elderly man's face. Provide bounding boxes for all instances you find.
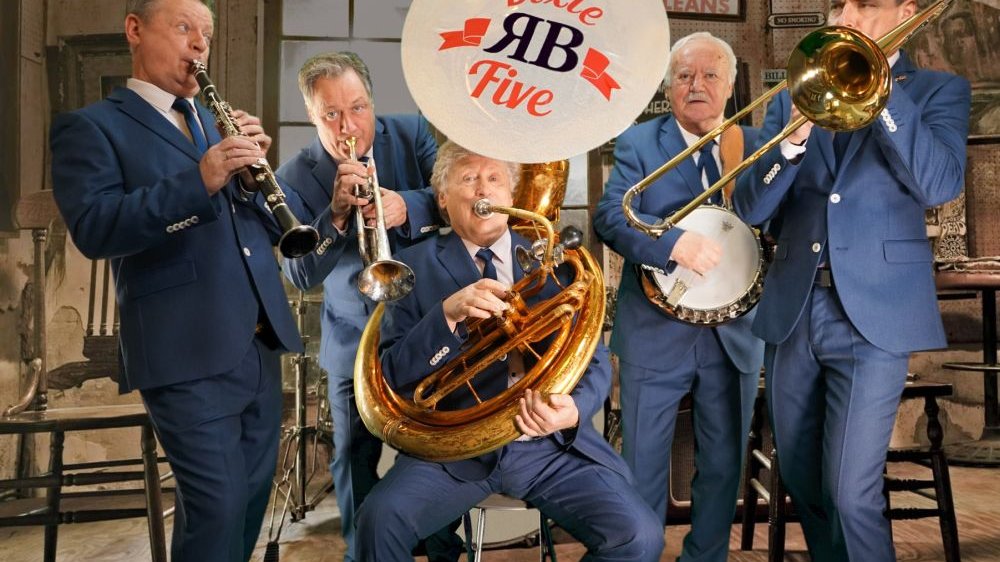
[126,0,213,98]
[307,71,376,162]
[828,0,916,49]
[438,155,514,248]
[668,39,734,136]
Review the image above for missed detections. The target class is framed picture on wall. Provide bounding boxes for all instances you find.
[907,0,1000,140]
[663,0,745,21]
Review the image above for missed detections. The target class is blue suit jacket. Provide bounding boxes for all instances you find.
[733,51,970,353]
[594,115,765,374]
[279,115,441,377]
[380,230,631,482]
[50,87,303,392]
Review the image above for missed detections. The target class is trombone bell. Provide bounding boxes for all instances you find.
[787,26,891,132]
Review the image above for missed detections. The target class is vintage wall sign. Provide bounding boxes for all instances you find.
[401,0,670,163]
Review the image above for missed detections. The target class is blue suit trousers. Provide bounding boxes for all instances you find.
[619,329,756,562]
[766,286,908,562]
[355,438,664,562]
[141,337,283,562]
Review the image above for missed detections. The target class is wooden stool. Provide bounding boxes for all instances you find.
[936,270,1000,466]
[461,493,556,562]
[739,379,960,561]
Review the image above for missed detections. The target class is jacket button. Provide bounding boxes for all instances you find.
[243,247,252,257]
[811,242,821,253]
[830,193,841,203]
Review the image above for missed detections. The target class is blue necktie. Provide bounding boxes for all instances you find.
[476,248,497,280]
[172,97,208,153]
[697,141,721,204]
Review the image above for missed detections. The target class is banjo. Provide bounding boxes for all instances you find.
[637,205,765,326]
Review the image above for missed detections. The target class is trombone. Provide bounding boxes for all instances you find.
[622,0,953,238]
[345,137,416,302]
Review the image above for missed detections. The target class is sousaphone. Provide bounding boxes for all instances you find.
[354,0,671,461]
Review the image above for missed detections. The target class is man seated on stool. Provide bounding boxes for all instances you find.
[354,141,664,562]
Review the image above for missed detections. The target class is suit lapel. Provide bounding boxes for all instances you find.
[110,88,203,162]
[437,232,481,289]
[812,127,837,178]
[661,117,704,199]
[372,119,399,192]
[307,138,338,207]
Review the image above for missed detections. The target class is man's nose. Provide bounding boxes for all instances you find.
[839,4,860,28]
[190,32,208,53]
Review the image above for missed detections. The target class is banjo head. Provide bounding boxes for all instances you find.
[641,206,765,326]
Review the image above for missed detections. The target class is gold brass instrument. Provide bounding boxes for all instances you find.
[621,0,953,237]
[191,61,320,258]
[354,195,605,462]
[344,137,416,302]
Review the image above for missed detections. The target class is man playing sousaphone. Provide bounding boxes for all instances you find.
[594,32,764,561]
[354,141,664,562]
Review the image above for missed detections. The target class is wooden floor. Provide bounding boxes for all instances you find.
[2,461,998,561]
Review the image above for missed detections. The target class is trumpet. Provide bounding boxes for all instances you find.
[622,0,953,238]
[345,137,415,302]
[190,60,320,258]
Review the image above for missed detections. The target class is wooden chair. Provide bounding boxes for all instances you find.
[740,377,961,562]
[0,191,167,562]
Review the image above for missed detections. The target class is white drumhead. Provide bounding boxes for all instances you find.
[401,0,670,163]
[653,207,761,310]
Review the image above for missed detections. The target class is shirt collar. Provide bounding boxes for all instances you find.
[461,228,512,264]
[127,78,188,114]
[676,122,718,151]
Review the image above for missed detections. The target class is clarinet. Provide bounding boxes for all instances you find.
[190,60,319,259]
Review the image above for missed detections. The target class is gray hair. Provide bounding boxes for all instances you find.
[298,52,374,108]
[127,0,211,20]
[430,141,520,221]
[663,32,737,89]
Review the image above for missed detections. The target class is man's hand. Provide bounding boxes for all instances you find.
[199,136,266,195]
[442,278,509,332]
[331,160,373,231]
[670,231,722,275]
[228,109,272,154]
[787,105,813,146]
[515,390,579,437]
[365,188,407,229]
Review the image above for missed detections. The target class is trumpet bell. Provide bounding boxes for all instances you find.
[358,260,416,303]
[788,26,891,131]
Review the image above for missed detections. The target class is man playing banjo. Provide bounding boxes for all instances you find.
[593,32,764,562]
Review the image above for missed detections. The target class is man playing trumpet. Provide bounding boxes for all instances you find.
[354,141,664,562]
[277,52,453,560]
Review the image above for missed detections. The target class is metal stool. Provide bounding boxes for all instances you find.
[462,493,556,562]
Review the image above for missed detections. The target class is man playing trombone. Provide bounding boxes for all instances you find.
[594,32,763,562]
[733,1,970,560]
[277,52,454,561]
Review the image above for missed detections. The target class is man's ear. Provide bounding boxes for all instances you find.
[124,13,142,46]
[900,0,918,20]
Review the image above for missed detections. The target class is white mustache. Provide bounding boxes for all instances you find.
[685,93,710,103]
